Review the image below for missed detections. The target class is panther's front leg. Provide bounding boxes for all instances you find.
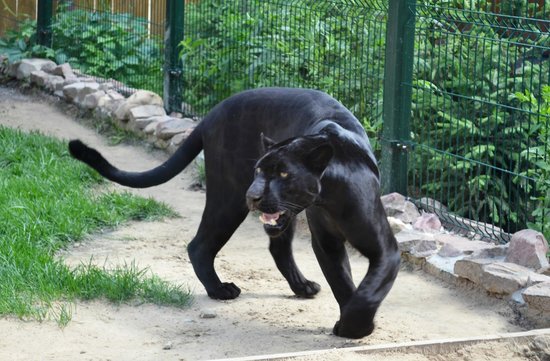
[332,198,401,339]
[269,218,320,298]
[187,201,249,300]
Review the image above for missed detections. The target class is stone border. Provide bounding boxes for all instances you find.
[2,57,550,329]
[0,58,197,155]
[385,193,550,329]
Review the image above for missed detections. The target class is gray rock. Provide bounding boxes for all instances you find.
[144,121,161,135]
[75,83,101,104]
[82,91,106,109]
[63,82,101,103]
[522,282,550,312]
[481,262,530,294]
[16,58,56,80]
[167,128,196,154]
[129,105,166,123]
[395,229,435,243]
[6,61,20,77]
[199,311,217,319]
[131,114,171,132]
[156,118,195,140]
[61,77,79,89]
[30,70,50,87]
[397,237,437,258]
[470,245,508,259]
[413,212,442,232]
[436,233,495,255]
[505,229,549,270]
[528,272,550,287]
[170,132,188,147]
[114,90,164,121]
[99,82,115,92]
[388,216,409,235]
[454,258,493,284]
[49,63,76,79]
[381,193,421,223]
[44,75,65,92]
[438,243,463,257]
[97,91,126,114]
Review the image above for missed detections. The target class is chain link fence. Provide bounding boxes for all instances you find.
[1,0,549,243]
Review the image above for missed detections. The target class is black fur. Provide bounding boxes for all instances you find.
[68,87,400,339]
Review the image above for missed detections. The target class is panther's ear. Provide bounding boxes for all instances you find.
[260,133,276,153]
[304,139,333,176]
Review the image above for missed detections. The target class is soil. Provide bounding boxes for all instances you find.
[0,84,538,361]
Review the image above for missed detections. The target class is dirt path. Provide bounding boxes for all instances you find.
[0,85,527,360]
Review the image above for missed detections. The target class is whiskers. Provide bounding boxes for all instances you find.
[279,200,304,214]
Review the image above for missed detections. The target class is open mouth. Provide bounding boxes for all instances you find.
[259,211,286,226]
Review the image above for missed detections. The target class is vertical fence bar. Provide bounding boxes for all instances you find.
[36,0,53,46]
[380,0,416,195]
[164,0,184,113]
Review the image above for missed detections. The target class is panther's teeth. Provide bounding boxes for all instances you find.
[259,213,279,226]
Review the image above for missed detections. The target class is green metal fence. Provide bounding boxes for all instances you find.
[410,1,550,241]
[1,0,549,243]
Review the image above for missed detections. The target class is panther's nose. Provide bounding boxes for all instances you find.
[245,188,263,210]
[246,183,263,211]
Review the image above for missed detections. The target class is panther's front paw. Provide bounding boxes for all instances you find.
[292,280,321,298]
[207,282,241,300]
[332,319,374,339]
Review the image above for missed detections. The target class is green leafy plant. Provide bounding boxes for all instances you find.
[513,86,550,239]
[0,18,59,62]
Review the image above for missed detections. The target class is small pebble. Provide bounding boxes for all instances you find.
[200,311,217,319]
[163,341,173,350]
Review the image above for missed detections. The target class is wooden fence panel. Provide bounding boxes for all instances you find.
[17,0,36,20]
[151,0,167,37]
[0,0,18,36]
[0,0,173,37]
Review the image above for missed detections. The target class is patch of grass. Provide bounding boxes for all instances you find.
[0,126,191,324]
[89,116,141,146]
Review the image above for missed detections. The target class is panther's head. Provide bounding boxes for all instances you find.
[246,133,333,238]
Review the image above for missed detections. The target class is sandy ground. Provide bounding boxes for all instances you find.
[0,85,534,360]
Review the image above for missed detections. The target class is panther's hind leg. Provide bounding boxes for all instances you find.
[269,218,320,298]
[187,198,249,300]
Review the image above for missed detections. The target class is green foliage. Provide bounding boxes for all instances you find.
[0,126,190,323]
[0,18,60,62]
[513,86,550,239]
[51,5,163,94]
[411,2,550,234]
[179,0,387,142]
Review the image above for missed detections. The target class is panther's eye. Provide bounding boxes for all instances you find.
[280,172,289,179]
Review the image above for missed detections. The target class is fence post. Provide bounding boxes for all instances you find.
[36,0,53,47]
[164,0,185,113]
[380,0,416,196]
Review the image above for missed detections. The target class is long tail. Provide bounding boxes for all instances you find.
[68,122,203,188]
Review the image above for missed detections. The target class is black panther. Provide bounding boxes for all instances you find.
[68,87,400,338]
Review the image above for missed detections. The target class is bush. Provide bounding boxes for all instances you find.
[51,5,164,94]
